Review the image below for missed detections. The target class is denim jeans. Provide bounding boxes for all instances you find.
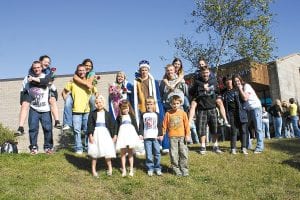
[63,94,96,127]
[72,113,89,152]
[144,139,161,172]
[290,116,300,137]
[28,108,53,150]
[190,121,199,144]
[262,120,270,139]
[63,94,73,127]
[273,117,282,138]
[161,132,170,150]
[248,107,264,151]
[169,137,188,174]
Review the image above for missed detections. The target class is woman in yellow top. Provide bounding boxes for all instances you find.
[289,98,300,137]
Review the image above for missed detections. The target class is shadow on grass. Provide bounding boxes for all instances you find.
[268,138,300,171]
[64,151,171,174]
[188,145,231,153]
[56,129,74,152]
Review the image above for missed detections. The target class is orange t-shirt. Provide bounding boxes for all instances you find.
[162,109,190,137]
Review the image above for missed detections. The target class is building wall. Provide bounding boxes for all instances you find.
[269,53,300,103]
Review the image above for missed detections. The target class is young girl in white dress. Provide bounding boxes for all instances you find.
[87,95,117,177]
[116,100,140,177]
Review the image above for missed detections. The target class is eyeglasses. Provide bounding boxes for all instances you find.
[139,60,150,65]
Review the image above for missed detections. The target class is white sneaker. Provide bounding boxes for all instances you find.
[147,171,153,177]
[213,146,223,154]
[162,149,169,154]
[75,151,83,155]
[231,149,237,155]
[62,125,71,131]
[242,148,248,155]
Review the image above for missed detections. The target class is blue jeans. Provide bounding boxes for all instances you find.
[63,94,73,127]
[273,117,282,138]
[161,132,170,150]
[190,122,199,144]
[72,113,89,152]
[291,116,300,137]
[144,139,161,172]
[28,108,53,150]
[248,107,264,151]
[262,120,270,139]
[63,94,96,127]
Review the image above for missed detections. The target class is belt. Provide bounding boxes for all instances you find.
[95,122,106,127]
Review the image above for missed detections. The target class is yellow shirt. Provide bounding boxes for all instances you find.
[289,103,298,116]
[65,82,96,113]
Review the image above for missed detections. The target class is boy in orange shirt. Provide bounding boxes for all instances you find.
[162,95,190,176]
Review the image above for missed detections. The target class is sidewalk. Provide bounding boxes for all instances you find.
[16,128,70,153]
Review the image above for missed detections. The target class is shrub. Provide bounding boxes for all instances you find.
[0,123,15,145]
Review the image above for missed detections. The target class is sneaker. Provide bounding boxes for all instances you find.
[224,121,231,127]
[213,146,223,154]
[182,172,189,177]
[15,126,25,136]
[254,150,262,154]
[107,170,112,176]
[147,171,153,177]
[30,146,38,155]
[92,172,99,178]
[242,148,248,155]
[62,124,71,131]
[54,120,62,129]
[45,148,54,155]
[122,169,127,177]
[75,151,83,155]
[174,170,182,176]
[129,170,134,177]
[231,148,237,155]
[156,170,162,176]
[162,149,169,154]
[199,147,206,155]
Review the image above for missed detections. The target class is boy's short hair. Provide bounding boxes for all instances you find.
[146,96,156,104]
[171,95,182,104]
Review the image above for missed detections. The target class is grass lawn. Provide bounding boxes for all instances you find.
[0,138,299,200]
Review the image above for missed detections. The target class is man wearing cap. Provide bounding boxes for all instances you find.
[134,60,169,153]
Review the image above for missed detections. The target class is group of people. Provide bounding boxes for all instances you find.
[262,98,300,139]
[17,55,300,178]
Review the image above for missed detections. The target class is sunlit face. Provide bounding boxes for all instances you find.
[146,101,155,112]
[234,78,242,87]
[173,61,181,73]
[116,73,125,84]
[121,107,129,115]
[77,66,87,78]
[84,61,93,72]
[171,99,181,110]
[41,57,51,69]
[198,60,207,68]
[226,79,233,89]
[32,63,42,75]
[201,69,210,81]
[95,98,104,110]
[140,67,149,79]
[166,66,175,78]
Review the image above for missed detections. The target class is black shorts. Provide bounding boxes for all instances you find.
[195,108,218,136]
[20,91,31,105]
[50,90,58,101]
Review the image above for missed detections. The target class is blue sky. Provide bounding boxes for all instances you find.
[0,0,299,82]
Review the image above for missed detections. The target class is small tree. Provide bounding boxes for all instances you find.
[172,0,276,71]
